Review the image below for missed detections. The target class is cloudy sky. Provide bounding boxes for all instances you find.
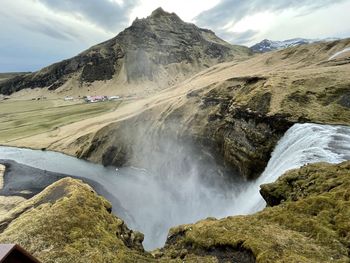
[1,0,350,72]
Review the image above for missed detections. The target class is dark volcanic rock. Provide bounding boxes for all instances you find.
[338,92,350,108]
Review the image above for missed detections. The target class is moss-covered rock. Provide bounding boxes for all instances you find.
[0,177,152,263]
[1,162,350,262]
[260,161,350,206]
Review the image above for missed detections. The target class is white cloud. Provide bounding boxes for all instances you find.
[238,0,350,46]
[1,0,350,71]
[229,12,275,33]
[196,0,350,45]
[264,1,350,41]
[0,0,113,71]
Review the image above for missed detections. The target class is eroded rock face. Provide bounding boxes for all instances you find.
[78,76,293,180]
[74,39,350,180]
[0,8,250,95]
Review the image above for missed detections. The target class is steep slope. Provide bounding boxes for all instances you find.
[0,72,29,83]
[0,8,250,97]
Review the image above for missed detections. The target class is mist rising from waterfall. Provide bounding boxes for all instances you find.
[1,123,350,250]
[105,132,245,250]
[98,122,350,249]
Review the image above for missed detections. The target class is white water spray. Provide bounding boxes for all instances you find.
[0,123,349,250]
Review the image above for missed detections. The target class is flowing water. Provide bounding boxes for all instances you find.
[228,123,350,214]
[0,145,244,250]
[0,123,349,250]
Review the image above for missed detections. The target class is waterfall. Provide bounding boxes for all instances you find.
[0,123,349,250]
[228,123,350,215]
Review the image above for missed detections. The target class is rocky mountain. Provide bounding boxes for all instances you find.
[0,8,250,97]
[0,72,29,83]
[251,37,339,53]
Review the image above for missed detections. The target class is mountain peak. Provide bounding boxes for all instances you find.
[251,38,314,53]
[131,7,182,26]
[0,8,251,96]
[151,7,167,16]
[149,7,181,20]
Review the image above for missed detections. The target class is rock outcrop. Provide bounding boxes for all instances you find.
[0,178,150,263]
[0,8,250,97]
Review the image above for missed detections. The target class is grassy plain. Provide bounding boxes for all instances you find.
[0,99,122,143]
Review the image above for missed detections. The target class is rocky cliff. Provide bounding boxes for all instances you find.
[73,38,350,179]
[1,161,349,262]
[0,8,250,97]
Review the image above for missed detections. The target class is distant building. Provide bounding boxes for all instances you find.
[85,96,107,103]
[0,244,41,262]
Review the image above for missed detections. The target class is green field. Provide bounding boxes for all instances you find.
[0,99,121,142]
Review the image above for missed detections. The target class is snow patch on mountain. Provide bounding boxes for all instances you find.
[328,47,350,60]
[251,37,339,53]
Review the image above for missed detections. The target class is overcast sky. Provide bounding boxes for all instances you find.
[1,0,350,72]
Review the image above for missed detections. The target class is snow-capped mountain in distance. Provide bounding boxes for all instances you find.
[250,37,339,53]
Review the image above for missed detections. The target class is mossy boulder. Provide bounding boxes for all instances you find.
[260,161,350,206]
[0,178,152,263]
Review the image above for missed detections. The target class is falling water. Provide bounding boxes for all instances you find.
[0,143,244,250]
[228,123,350,215]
